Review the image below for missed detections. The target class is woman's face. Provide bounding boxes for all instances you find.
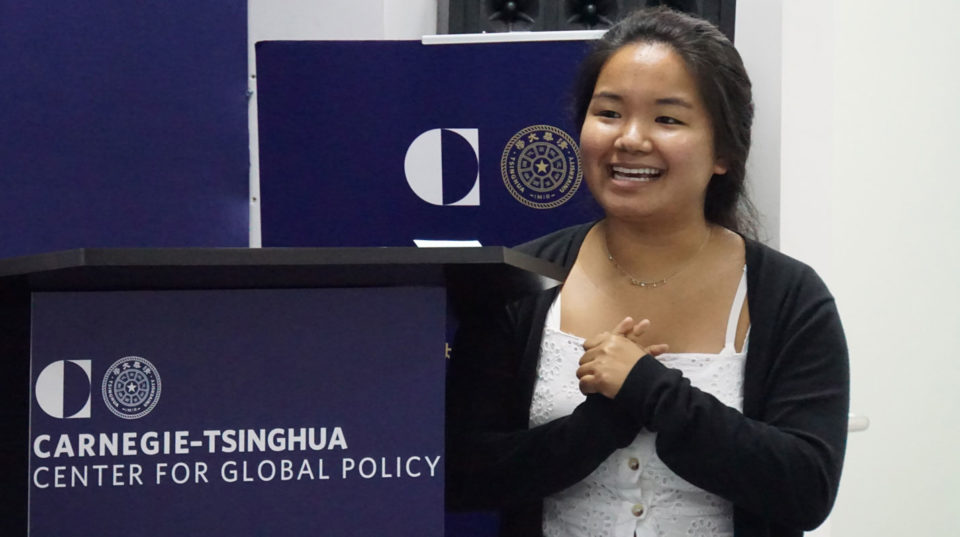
[580,42,726,225]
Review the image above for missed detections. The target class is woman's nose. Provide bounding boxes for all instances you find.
[613,121,652,153]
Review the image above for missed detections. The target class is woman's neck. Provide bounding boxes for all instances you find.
[601,216,713,280]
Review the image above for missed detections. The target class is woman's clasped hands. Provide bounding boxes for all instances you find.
[576,317,669,398]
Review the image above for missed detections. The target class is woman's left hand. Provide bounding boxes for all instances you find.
[577,317,668,398]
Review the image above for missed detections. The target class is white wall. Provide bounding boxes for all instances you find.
[829,1,960,535]
[779,1,960,535]
[780,0,835,279]
[778,2,837,535]
[735,0,783,246]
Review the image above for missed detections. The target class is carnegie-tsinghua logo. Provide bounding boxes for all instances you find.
[501,124,582,209]
[101,356,161,419]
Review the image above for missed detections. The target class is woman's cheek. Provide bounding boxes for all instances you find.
[579,126,609,175]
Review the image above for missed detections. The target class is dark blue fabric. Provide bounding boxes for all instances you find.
[0,1,248,258]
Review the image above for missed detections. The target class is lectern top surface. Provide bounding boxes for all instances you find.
[0,247,564,299]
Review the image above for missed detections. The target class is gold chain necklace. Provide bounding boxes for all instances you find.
[604,226,712,288]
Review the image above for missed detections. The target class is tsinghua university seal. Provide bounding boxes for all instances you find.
[500,124,582,209]
[102,356,161,419]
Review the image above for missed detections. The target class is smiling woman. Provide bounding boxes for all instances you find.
[446,6,850,537]
[580,41,727,228]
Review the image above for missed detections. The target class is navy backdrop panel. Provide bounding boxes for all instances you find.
[29,288,445,536]
[0,1,249,258]
[256,40,602,247]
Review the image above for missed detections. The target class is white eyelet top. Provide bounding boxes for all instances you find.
[529,268,748,537]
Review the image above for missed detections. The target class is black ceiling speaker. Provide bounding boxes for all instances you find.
[562,0,621,30]
[444,0,737,42]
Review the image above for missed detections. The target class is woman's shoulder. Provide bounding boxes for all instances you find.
[744,238,835,304]
[513,221,597,268]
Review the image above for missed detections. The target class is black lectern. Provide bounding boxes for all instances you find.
[0,247,562,537]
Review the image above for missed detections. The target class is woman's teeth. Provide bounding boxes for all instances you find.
[611,166,662,182]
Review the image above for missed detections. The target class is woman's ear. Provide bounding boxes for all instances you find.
[713,157,729,175]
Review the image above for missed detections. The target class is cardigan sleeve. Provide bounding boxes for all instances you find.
[613,264,849,531]
[445,297,639,509]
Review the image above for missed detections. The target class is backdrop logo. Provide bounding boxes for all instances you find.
[404,128,480,206]
[102,356,162,419]
[501,125,582,209]
[35,360,92,419]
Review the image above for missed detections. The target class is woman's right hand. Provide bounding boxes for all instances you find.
[615,317,670,357]
[576,317,668,398]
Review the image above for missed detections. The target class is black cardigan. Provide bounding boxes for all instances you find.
[446,222,849,537]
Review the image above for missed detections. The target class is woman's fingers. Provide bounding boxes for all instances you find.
[646,343,670,356]
[629,318,651,339]
[613,316,635,336]
[583,331,610,350]
[624,319,668,356]
[576,361,599,394]
[576,361,589,379]
[577,318,670,396]
[585,317,645,350]
[578,375,597,394]
[579,346,599,366]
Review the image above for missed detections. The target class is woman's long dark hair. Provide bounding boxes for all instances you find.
[573,6,758,237]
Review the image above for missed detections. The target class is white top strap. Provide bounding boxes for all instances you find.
[723,267,748,351]
[546,291,562,331]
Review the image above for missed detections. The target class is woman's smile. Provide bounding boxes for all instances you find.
[610,165,664,182]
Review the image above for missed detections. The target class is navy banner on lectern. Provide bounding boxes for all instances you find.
[29,288,445,536]
[256,39,602,248]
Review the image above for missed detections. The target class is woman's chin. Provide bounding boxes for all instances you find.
[594,198,659,222]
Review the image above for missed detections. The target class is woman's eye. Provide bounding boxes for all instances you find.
[656,116,683,125]
[596,110,621,119]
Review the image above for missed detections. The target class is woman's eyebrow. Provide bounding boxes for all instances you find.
[592,92,694,109]
[591,91,623,101]
[655,96,694,108]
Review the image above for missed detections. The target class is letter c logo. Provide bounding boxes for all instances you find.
[404,128,480,206]
[35,360,92,419]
